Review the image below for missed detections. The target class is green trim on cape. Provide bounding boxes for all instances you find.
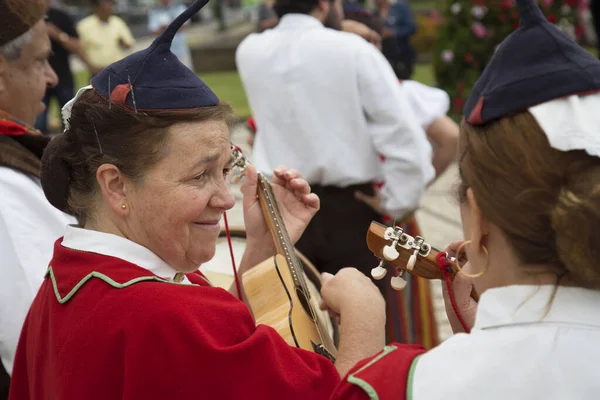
[406,354,423,400]
[46,266,199,304]
[346,345,399,400]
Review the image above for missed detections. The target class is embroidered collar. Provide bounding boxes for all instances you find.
[473,285,600,331]
[0,109,42,136]
[62,225,191,284]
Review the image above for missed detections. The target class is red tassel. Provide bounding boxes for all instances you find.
[436,252,470,334]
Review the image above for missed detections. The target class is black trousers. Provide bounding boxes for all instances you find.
[295,183,382,282]
[592,0,600,57]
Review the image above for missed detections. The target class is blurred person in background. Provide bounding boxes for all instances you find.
[149,0,195,70]
[77,0,135,76]
[374,0,416,79]
[0,0,74,398]
[36,0,100,134]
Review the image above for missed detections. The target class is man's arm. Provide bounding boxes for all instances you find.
[49,18,101,75]
[427,116,459,179]
[356,44,434,219]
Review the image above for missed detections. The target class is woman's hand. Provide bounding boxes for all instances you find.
[319,268,386,377]
[241,164,319,257]
[442,240,478,334]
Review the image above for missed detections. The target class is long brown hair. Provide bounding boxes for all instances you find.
[459,111,600,288]
[41,89,237,226]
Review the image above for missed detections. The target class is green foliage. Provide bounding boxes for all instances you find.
[434,0,583,118]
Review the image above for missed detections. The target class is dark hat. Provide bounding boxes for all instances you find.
[0,0,47,47]
[90,0,218,111]
[464,0,600,125]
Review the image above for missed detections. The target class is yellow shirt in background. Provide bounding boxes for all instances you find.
[77,15,136,69]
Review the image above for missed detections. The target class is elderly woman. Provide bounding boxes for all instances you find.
[328,0,600,398]
[8,1,386,399]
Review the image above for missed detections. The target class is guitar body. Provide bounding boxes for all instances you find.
[243,254,337,361]
[230,147,337,362]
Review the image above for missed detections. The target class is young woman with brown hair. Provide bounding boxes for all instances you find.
[327,0,600,398]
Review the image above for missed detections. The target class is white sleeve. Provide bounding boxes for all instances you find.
[0,168,74,375]
[399,80,450,129]
[356,45,435,218]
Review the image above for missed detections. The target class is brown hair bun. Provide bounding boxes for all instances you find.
[40,134,72,214]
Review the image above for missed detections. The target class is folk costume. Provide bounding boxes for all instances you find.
[330,0,600,399]
[9,1,340,399]
[0,1,75,398]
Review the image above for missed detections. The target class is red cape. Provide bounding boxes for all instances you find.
[10,239,339,399]
[329,344,426,400]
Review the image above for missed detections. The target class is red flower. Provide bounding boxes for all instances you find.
[500,0,512,11]
[567,0,578,6]
[453,97,465,113]
[547,14,558,23]
[464,53,473,63]
[513,21,520,29]
[575,24,585,39]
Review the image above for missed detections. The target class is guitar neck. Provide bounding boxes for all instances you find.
[257,173,309,293]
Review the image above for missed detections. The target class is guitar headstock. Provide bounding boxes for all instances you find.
[366,221,457,290]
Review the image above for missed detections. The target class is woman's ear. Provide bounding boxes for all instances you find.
[466,188,489,251]
[96,164,129,216]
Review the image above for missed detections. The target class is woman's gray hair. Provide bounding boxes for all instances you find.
[0,28,35,62]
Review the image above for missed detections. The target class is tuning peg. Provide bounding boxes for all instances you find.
[383,244,399,261]
[407,249,418,271]
[371,260,387,280]
[390,270,407,291]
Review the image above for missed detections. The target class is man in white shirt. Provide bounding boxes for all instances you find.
[236,0,434,282]
[77,0,135,73]
[0,0,74,395]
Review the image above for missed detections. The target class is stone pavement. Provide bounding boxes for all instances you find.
[202,125,460,341]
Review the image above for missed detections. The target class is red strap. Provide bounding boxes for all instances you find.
[436,252,470,333]
[224,211,242,300]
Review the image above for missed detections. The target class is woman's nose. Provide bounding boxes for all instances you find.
[210,184,236,211]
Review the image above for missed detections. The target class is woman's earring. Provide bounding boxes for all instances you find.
[452,240,489,278]
[121,204,127,210]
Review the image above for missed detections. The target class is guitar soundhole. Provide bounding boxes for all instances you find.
[295,288,315,322]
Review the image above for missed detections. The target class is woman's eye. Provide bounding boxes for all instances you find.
[193,173,206,181]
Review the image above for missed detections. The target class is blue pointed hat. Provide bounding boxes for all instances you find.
[464,0,600,125]
[90,0,218,110]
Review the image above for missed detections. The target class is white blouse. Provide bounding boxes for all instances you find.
[413,284,600,399]
[62,225,192,286]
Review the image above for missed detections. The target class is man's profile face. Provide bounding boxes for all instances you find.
[0,21,58,125]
